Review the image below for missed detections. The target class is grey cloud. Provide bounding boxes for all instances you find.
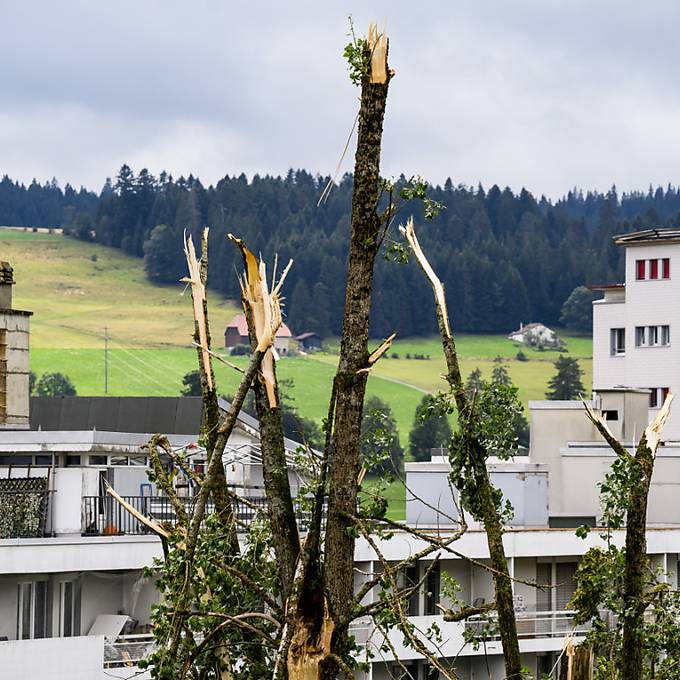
[1,1,680,198]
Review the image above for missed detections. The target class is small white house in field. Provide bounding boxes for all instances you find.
[508,322,560,348]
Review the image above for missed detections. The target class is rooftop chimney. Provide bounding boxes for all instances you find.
[0,262,32,429]
[0,261,14,309]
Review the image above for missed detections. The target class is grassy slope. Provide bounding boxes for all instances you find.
[5,230,592,449]
[2,229,239,348]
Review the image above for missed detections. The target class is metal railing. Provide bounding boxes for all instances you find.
[464,609,590,640]
[82,494,321,536]
[104,634,155,668]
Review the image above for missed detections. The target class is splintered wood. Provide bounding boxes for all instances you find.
[229,234,292,407]
[182,229,213,390]
[401,217,452,338]
[645,392,674,454]
[105,482,170,539]
[367,22,388,84]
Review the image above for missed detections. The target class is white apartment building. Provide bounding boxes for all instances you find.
[593,228,680,439]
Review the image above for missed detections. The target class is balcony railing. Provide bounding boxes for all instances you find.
[104,634,155,668]
[465,609,590,640]
[82,494,319,536]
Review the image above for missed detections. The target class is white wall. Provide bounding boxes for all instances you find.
[594,241,680,439]
[53,468,83,534]
[80,573,125,634]
[0,635,103,680]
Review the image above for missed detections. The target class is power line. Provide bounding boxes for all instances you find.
[104,351,169,396]
[103,326,109,394]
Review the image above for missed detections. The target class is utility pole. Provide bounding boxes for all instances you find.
[104,326,109,394]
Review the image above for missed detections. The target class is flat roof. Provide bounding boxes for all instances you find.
[587,283,624,291]
[614,228,680,246]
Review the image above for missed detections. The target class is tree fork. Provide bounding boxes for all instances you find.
[323,25,392,674]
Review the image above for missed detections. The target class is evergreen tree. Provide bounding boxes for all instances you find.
[560,286,597,332]
[408,395,453,462]
[360,396,403,475]
[34,372,77,396]
[143,224,184,284]
[465,368,485,399]
[491,356,511,386]
[180,370,202,396]
[6,167,680,339]
[545,356,585,400]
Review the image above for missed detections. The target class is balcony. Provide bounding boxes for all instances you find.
[81,494,319,536]
[104,633,155,670]
[371,610,590,662]
[466,609,590,640]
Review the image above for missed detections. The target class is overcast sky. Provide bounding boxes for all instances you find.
[2,1,679,199]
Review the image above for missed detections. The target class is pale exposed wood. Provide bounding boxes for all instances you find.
[287,601,334,680]
[191,342,245,374]
[367,22,388,84]
[228,234,292,407]
[401,218,452,339]
[105,482,170,539]
[357,333,396,374]
[646,392,674,455]
[181,230,213,390]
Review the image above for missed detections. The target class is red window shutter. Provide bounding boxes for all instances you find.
[650,259,659,279]
[636,259,646,280]
[663,258,670,279]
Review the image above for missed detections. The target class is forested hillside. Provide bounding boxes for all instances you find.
[3,167,680,337]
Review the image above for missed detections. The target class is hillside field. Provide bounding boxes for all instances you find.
[3,229,593,445]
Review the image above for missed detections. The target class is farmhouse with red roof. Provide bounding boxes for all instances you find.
[224,313,292,355]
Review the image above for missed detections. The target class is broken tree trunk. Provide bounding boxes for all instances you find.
[231,235,300,605]
[584,394,673,680]
[322,25,392,676]
[184,229,239,550]
[402,219,522,679]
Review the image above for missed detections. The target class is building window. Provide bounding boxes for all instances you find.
[423,562,440,615]
[602,410,619,421]
[662,325,671,345]
[59,581,81,637]
[650,259,659,279]
[650,387,670,408]
[611,328,626,355]
[405,565,419,616]
[635,325,670,347]
[636,258,671,281]
[17,581,51,640]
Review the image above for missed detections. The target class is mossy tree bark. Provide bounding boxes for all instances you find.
[249,339,300,604]
[621,440,653,680]
[322,38,392,677]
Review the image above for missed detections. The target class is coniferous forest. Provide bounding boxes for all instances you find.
[2,167,680,338]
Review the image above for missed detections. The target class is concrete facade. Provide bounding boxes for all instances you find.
[593,231,680,439]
